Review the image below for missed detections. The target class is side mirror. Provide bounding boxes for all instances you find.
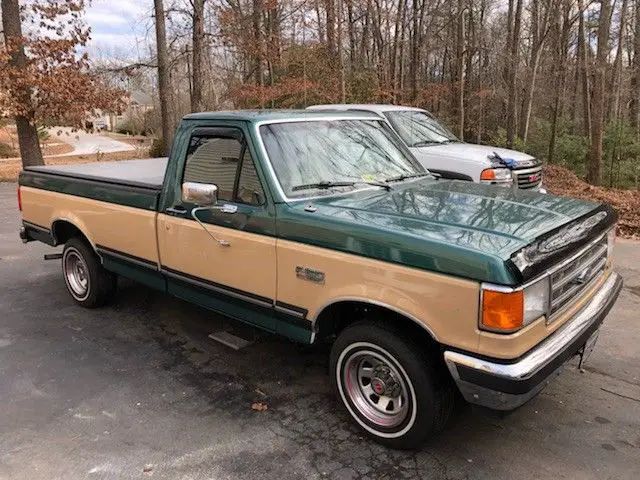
[182,182,218,206]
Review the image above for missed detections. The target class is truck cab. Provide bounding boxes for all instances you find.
[307,104,545,192]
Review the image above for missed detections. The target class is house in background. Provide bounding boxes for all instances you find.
[88,90,154,134]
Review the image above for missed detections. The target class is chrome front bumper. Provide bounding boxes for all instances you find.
[443,272,623,411]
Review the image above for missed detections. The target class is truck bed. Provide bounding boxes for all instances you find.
[19,158,168,211]
[24,158,168,190]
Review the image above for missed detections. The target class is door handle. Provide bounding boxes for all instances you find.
[165,206,188,216]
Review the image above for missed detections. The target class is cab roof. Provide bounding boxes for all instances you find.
[183,109,383,123]
[307,104,428,114]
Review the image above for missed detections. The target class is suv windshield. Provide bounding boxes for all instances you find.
[259,120,425,198]
[384,110,458,147]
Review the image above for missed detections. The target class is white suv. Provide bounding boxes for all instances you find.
[307,104,545,192]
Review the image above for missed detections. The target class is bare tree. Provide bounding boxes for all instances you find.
[154,0,175,155]
[586,0,613,185]
[191,0,205,112]
[506,0,523,147]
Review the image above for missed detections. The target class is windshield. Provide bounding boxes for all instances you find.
[384,110,458,147]
[259,120,425,198]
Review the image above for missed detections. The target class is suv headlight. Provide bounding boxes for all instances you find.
[481,279,549,333]
[480,168,513,187]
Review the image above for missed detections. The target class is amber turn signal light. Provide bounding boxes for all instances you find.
[480,169,497,181]
[481,290,524,332]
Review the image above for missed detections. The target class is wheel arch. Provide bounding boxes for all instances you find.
[312,298,441,352]
[51,218,96,250]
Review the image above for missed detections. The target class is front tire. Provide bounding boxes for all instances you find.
[330,321,453,449]
[62,237,117,308]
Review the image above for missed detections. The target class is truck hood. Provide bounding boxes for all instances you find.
[278,179,604,285]
[412,142,537,168]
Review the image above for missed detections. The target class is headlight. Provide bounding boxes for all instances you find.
[481,279,549,333]
[480,168,513,187]
[523,279,549,325]
[607,228,616,259]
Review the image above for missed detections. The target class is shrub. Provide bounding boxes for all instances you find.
[0,142,17,158]
[149,138,165,157]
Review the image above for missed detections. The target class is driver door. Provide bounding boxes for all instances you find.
[157,127,277,331]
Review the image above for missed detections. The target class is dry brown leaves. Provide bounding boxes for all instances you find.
[544,165,640,239]
[251,402,268,412]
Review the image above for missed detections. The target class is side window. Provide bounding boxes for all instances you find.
[182,131,265,206]
[183,135,242,202]
[237,149,265,205]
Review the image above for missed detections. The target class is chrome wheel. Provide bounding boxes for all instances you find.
[64,248,90,300]
[338,343,414,433]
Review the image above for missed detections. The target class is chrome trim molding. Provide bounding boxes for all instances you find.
[445,272,622,410]
[161,268,274,310]
[23,221,50,234]
[274,304,306,319]
[97,246,158,271]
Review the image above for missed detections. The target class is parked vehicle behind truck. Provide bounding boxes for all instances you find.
[18,110,621,448]
[308,104,546,192]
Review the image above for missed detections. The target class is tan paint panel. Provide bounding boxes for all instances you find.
[276,239,482,352]
[20,187,159,263]
[157,214,276,299]
[477,267,612,359]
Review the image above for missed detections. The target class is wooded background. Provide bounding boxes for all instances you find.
[135,0,639,188]
[2,0,640,188]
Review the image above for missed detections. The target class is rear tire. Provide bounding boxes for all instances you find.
[62,237,116,308]
[330,321,453,449]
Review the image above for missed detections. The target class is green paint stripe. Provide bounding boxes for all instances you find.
[20,171,160,210]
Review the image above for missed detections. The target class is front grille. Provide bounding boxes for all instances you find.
[513,166,543,190]
[549,235,608,318]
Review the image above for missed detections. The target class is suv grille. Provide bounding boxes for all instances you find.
[549,235,608,318]
[513,166,543,190]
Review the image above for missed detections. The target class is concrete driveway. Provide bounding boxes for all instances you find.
[50,128,135,156]
[0,183,639,480]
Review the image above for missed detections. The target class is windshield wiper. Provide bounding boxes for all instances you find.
[412,140,440,147]
[384,172,431,183]
[292,180,391,192]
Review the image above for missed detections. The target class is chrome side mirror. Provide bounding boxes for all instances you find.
[182,182,218,206]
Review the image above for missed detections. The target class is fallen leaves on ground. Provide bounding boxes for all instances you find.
[251,402,268,412]
[544,165,640,240]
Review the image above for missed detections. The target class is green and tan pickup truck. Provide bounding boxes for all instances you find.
[18,110,622,448]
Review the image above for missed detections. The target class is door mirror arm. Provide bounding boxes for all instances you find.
[181,182,235,247]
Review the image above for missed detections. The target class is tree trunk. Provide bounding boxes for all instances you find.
[326,0,336,59]
[548,0,571,163]
[455,0,465,139]
[519,0,550,142]
[191,0,205,112]
[1,0,44,167]
[578,0,592,141]
[632,0,640,138]
[506,0,523,147]
[252,0,264,96]
[586,0,612,186]
[154,0,175,156]
[609,0,629,122]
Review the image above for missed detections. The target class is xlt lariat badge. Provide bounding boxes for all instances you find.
[296,266,325,284]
